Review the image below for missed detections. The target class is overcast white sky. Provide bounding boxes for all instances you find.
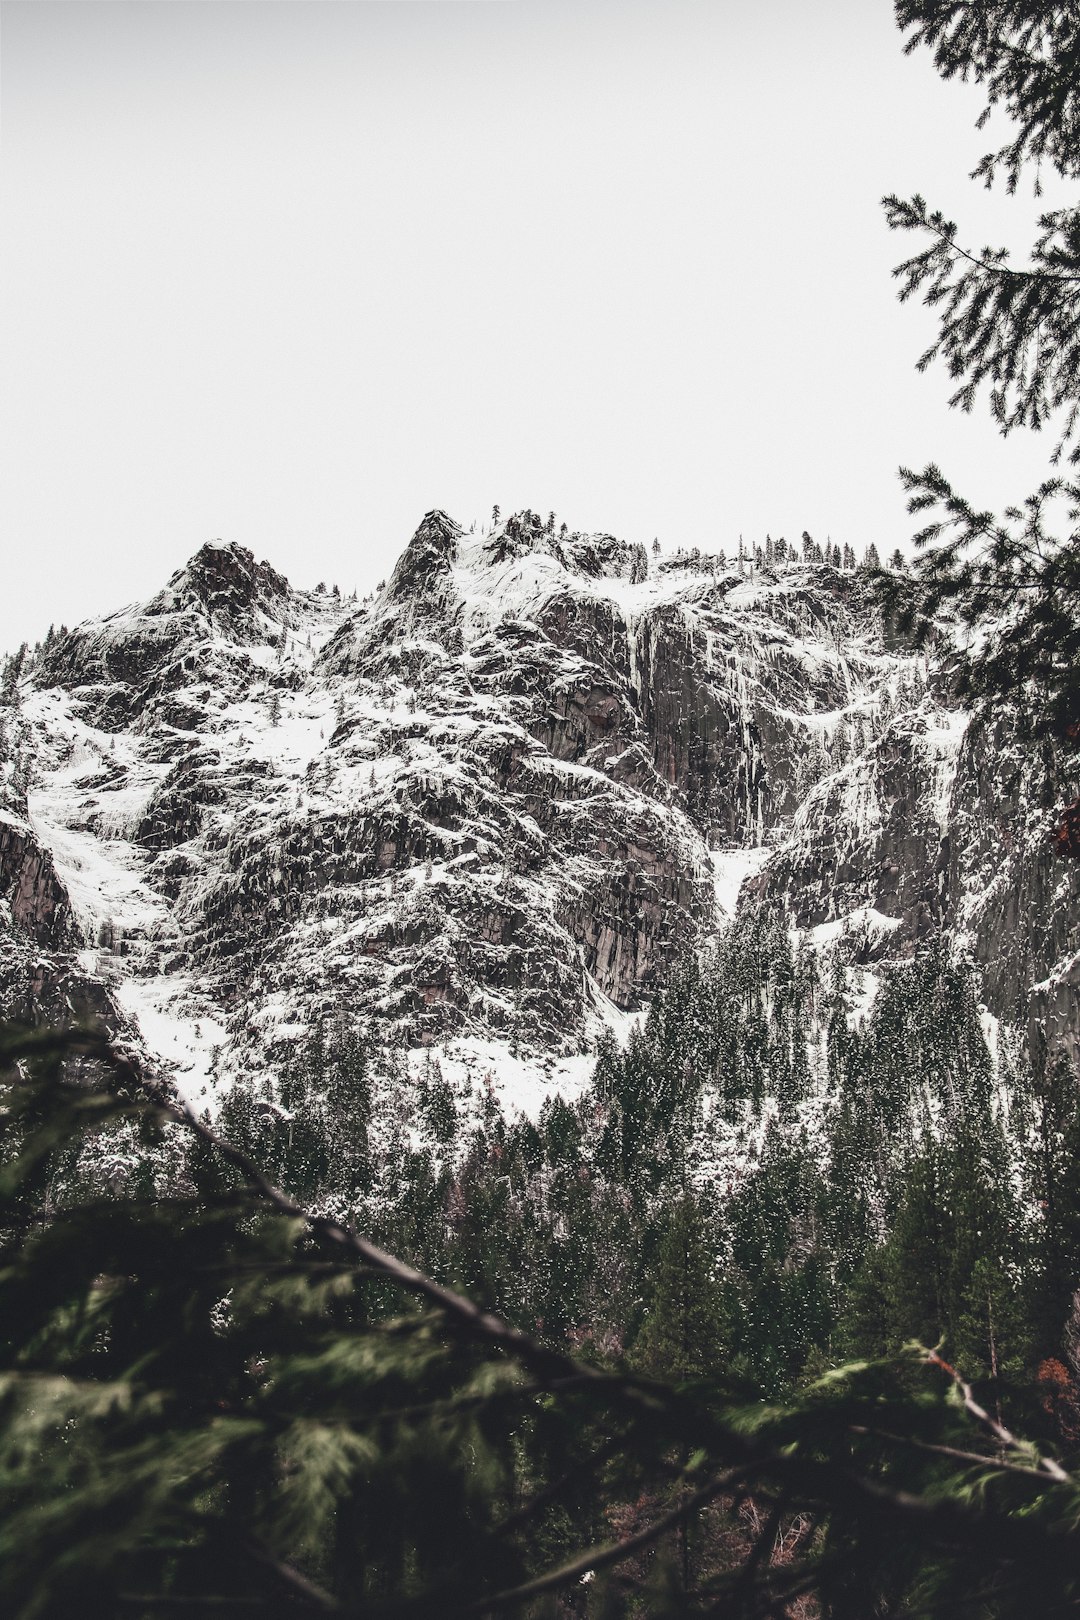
[0,0,1069,654]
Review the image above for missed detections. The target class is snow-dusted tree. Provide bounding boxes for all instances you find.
[1,644,27,705]
[628,542,649,584]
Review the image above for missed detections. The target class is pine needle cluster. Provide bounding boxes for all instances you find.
[878,3,1080,740]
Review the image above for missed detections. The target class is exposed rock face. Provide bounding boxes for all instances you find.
[0,814,70,946]
[752,707,964,947]
[944,713,1080,1058]
[3,508,1077,1104]
[0,810,115,1027]
[37,541,297,729]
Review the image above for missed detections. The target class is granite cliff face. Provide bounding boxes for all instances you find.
[1,512,1077,1109]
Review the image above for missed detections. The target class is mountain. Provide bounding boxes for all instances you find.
[2,511,1077,1112]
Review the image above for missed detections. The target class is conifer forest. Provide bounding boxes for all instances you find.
[5,2,1080,1616]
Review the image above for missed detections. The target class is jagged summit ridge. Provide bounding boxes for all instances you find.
[149,539,292,624]
[35,539,337,731]
[2,507,1077,1113]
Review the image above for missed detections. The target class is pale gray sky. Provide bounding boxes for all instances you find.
[0,1,1068,653]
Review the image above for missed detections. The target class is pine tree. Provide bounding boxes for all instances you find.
[629,543,649,584]
[879,4,1080,736]
[631,1195,724,1383]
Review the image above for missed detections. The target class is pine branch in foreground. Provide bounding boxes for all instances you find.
[2,1022,1080,1618]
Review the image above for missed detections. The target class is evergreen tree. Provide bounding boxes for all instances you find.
[1023,1049,1080,1355]
[879,3,1080,737]
[632,1195,725,1383]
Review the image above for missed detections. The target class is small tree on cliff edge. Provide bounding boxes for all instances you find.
[879,2,1080,742]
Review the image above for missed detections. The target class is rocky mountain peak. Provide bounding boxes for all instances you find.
[35,539,341,731]
[384,510,462,599]
[479,512,632,583]
[150,540,292,628]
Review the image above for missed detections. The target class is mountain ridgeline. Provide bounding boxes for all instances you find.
[1,509,1075,1098]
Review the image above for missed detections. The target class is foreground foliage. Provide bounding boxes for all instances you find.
[3,1021,1080,1619]
[879,3,1080,739]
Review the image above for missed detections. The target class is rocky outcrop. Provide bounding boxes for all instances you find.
[35,542,306,729]
[944,713,1080,1055]
[751,709,960,947]
[0,810,119,1029]
[0,814,71,946]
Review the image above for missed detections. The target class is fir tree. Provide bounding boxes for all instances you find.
[878,3,1080,737]
[633,1196,725,1387]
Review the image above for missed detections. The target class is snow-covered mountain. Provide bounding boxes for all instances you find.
[2,509,1077,1110]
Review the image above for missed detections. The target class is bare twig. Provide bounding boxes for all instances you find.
[925,1349,1071,1482]
[454,1464,755,1616]
[849,1423,1059,1485]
